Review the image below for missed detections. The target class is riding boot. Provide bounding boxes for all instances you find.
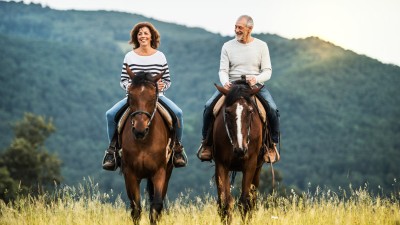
[263,143,280,163]
[172,141,188,168]
[102,132,119,171]
[197,139,213,162]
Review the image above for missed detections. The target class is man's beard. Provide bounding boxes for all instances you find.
[236,33,244,41]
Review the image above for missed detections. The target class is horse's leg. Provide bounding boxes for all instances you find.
[146,179,154,204]
[239,166,258,221]
[250,166,262,209]
[161,162,174,209]
[149,168,167,225]
[123,171,141,225]
[215,163,233,224]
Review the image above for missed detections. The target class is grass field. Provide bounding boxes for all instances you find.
[1,178,399,225]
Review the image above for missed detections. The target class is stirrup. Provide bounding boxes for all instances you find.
[263,144,280,164]
[172,142,188,168]
[197,141,213,162]
[173,150,188,168]
[102,148,118,171]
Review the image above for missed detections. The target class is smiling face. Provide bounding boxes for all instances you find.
[137,26,152,47]
[129,22,160,49]
[235,17,252,43]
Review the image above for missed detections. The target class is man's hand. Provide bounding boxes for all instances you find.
[246,75,257,86]
[223,81,232,90]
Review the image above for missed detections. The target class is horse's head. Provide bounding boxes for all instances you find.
[215,80,263,158]
[125,64,164,140]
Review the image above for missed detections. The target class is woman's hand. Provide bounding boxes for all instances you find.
[157,80,165,91]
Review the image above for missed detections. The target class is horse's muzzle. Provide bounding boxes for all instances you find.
[233,147,248,158]
[132,127,149,139]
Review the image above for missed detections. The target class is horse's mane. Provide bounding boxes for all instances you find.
[225,80,253,106]
[131,71,156,86]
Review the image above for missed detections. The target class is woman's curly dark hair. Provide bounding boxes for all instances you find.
[129,22,160,49]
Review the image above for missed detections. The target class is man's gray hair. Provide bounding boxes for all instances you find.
[238,15,254,28]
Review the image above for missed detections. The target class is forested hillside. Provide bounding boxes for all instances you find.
[1,1,399,198]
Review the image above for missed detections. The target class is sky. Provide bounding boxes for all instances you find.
[10,0,400,66]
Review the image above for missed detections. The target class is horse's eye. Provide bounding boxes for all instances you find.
[249,107,254,113]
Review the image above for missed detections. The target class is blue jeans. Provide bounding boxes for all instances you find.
[201,85,280,143]
[105,96,183,143]
[106,97,127,143]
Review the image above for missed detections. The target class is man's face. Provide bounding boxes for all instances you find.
[235,18,251,42]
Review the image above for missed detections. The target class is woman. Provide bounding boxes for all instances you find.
[102,22,187,170]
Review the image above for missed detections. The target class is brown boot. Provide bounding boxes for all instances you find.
[197,139,212,161]
[264,143,280,163]
[102,146,118,171]
[173,141,187,168]
[102,132,119,171]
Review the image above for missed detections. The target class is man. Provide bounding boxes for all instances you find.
[197,15,280,163]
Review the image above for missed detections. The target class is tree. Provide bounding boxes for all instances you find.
[0,113,62,201]
[259,168,288,197]
[0,167,18,202]
[13,112,55,147]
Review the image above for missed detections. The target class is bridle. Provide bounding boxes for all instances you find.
[222,100,253,146]
[129,80,159,128]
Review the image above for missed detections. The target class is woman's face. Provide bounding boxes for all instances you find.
[137,26,152,47]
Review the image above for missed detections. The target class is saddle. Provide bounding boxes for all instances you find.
[212,95,266,123]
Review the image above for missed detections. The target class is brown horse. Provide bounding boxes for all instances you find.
[121,67,174,225]
[213,80,265,223]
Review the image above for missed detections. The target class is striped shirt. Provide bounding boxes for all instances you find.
[120,50,171,96]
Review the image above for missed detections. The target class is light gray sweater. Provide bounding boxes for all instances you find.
[219,38,272,85]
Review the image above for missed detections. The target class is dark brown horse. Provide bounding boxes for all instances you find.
[213,80,265,223]
[121,67,174,225]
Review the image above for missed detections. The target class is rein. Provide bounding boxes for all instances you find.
[129,80,159,128]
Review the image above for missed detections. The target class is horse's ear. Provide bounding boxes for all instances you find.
[125,63,135,79]
[151,70,165,83]
[215,83,229,96]
[249,85,264,95]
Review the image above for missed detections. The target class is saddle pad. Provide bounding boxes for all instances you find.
[212,95,226,117]
[117,103,173,135]
[254,97,266,123]
[118,107,131,135]
[156,102,174,129]
[212,95,266,123]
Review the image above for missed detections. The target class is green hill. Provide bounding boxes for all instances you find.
[1,1,399,198]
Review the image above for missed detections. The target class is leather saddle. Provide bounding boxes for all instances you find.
[212,95,266,123]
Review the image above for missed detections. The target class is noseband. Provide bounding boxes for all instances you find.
[129,81,159,128]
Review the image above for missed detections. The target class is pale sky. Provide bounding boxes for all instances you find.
[9,0,400,66]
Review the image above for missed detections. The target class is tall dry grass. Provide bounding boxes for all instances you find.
[1,178,399,225]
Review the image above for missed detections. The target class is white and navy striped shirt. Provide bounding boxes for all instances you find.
[120,50,171,96]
